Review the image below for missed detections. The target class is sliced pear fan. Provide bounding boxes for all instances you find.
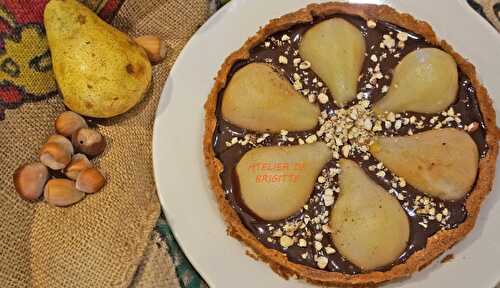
[221,63,320,133]
[374,48,458,114]
[370,128,479,201]
[299,18,366,106]
[330,159,409,271]
[236,142,331,221]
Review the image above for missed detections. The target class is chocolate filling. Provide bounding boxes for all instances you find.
[211,15,488,274]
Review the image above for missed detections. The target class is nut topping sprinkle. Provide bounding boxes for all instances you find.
[317,100,375,156]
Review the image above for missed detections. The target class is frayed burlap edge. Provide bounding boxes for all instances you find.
[129,231,180,288]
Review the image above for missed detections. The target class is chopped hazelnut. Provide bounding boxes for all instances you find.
[280,235,294,248]
[325,247,336,254]
[317,93,329,104]
[366,20,377,28]
[315,256,328,269]
[305,135,318,144]
[278,55,288,64]
[299,61,311,70]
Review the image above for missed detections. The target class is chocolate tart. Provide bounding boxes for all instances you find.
[203,2,499,286]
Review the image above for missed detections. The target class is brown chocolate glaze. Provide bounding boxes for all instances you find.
[212,15,488,274]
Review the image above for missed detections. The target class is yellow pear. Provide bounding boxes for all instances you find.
[236,142,331,221]
[299,18,366,106]
[374,48,458,114]
[222,63,319,132]
[44,0,152,118]
[330,159,409,271]
[370,128,478,200]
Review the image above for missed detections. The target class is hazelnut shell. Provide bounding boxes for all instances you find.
[55,111,88,137]
[14,163,49,201]
[47,134,74,155]
[72,128,106,157]
[44,179,85,207]
[76,168,106,194]
[134,35,167,63]
[64,154,92,180]
[40,142,72,170]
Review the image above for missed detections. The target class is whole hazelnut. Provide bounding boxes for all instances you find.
[14,163,49,201]
[40,142,72,170]
[134,35,167,64]
[55,111,88,137]
[76,168,106,194]
[72,128,106,157]
[64,154,92,180]
[44,178,85,207]
[47,134,74,155]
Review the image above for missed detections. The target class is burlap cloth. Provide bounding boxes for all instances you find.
[129,231,181,288]
[0,0,209,287]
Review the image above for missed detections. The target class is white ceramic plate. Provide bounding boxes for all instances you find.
[153,0,500,287]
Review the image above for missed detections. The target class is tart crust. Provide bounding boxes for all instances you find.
[203,2,499,286]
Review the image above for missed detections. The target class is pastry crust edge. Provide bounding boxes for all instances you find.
[202,2,500,286]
